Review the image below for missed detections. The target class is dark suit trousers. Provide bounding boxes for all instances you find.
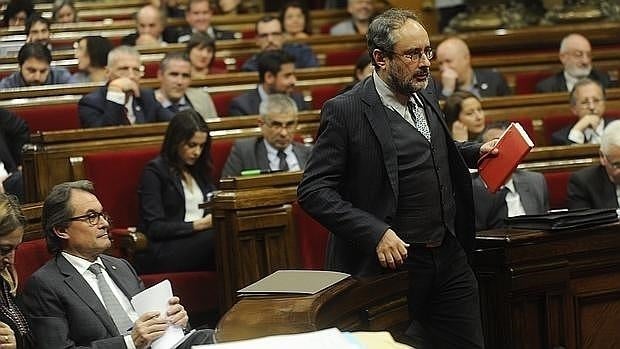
[404,233,484,349]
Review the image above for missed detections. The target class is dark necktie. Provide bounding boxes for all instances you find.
[495,186,510,226]
[88,264,133,334]
[167,103,180,113]
[408,95,431,141]
[277,150,289,171]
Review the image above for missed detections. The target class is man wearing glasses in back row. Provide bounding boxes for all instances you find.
[551,78,610,146]
[298,8,499,348]
[222,93,312,177]
[78,46,174,128]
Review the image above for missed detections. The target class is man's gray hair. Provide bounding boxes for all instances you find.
[367,8,419,68]
[569,78,605,107]
[259,94,298,120]
[601,120,620,154]
[42,180,95,254]
[107,45,140,68]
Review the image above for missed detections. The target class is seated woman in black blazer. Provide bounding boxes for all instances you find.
[443,90,486,142]
[138,110,215,273]
[0,193,36,349]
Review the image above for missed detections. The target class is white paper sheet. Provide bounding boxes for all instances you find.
[192,328,362,349]
[131,280,184,349]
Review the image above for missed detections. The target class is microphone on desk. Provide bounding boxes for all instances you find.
[240,169,286,176]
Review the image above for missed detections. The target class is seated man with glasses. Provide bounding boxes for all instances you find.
[568,120,620,210]
[435,37,510,99]
[536,33,612,93]
[551,78,610,145]
[78,46,174,128]
[222,94,312,177]
[241,15,318,72]
[21,180,215,348]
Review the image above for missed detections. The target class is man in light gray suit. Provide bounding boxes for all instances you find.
[21,180,213,349]
[155,52,218,119]
[472,122,549,230]
[222,94,312,177]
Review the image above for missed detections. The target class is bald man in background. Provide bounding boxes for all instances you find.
[435,37,510,99]
[536,33,612,93]
[121,5,178,46]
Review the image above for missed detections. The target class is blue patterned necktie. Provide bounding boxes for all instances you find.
[88,263,133,334]
[408,95,431,142]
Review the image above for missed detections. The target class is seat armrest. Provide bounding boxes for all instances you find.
[109,228,149,262]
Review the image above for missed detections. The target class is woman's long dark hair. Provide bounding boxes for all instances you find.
[161,110,212,180]
[443,90,479,129]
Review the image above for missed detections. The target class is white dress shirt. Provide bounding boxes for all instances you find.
[61,252,138,349]
[503,178,526,217]
[264,140,301,172]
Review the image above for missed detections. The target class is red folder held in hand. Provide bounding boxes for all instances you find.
[478,122,534,193]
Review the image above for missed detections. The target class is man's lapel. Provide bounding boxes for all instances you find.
[360,77,398,199]
[57,254,119,336]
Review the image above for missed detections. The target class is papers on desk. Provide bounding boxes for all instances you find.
[194,328,359,348]
[237,270,350,296]
[130,280,185,349]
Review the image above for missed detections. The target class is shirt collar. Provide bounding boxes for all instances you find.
[263,138,293,155]
[61,251,105,277]
[257,84,270,102]
[155,90,188,108]
[503,177,516,193]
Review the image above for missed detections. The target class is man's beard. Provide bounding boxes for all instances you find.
[386,65,429,97]
[566,64,591,79]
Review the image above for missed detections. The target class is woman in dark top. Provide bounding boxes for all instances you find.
[443,90,486,142]
[138,110,215,273]
[0,193,35,349]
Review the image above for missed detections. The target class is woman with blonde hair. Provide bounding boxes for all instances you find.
[0,194,35,348]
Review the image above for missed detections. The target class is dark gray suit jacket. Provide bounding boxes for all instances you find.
[21,253,144,349]
[535,69,611,93]
[472,170,549,231]
[228,88,308,116]
[221,137,312,177]
[297,76,481,277]
[568,165,618,209]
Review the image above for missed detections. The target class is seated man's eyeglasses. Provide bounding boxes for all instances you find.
[257,32,283,39]
[69,211,111,227]
[389,47,434,63]
[265,120,297,131]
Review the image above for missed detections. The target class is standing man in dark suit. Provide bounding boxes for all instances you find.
[536,33,611,93]
[21,180,214,348]
[78,46,174,128]
[222,94,312,177]
[551,78,610,145]
[472,122,549,230]
[568,120,620,210]
[435,37,510,99]
[298,9,497,348]
[175,0,234,43]
[229,50,308,116]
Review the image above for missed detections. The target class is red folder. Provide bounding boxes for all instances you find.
[478,122,534,193]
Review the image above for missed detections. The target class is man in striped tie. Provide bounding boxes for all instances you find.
[22,180,213,348]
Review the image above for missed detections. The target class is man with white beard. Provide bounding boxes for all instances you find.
[536,33,612,93]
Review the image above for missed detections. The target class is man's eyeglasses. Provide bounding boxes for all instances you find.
[390,47,434,63]
[257,32,283,39]
[265,119,297,131]
[69,211,111,227]
[116,65,145,77]
[577,97,604,109]
[566,50,591,59]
